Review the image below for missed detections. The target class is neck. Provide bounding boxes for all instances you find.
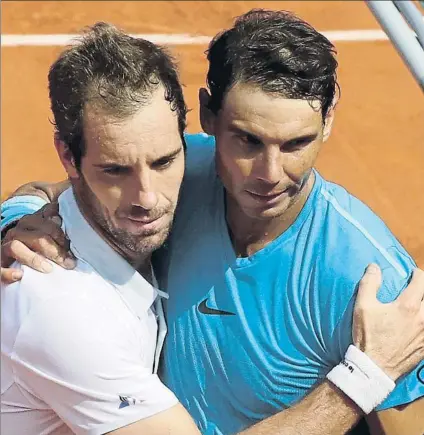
[226,172,315,257]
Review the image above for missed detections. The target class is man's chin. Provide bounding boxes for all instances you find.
[248,208,287,221]
[240,199,290,220]
[124,228,170,255]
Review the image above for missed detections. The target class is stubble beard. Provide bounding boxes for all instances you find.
[73,176,174,263]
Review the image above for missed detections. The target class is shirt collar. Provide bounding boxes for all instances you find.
[58,188,168,315]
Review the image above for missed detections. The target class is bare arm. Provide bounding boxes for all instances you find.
[109,382,360,435]
[367,398,424,435]
[239,380,362,435]
[10,179,70,202]
[1,180,72,282]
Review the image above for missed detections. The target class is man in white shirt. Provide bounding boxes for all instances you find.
[1,189,181,434]
[1,22,199,435]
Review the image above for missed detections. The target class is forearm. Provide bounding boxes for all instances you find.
[10,180,69,202]
[367,397,424,435]
[1,180,69,237]
[239,380,362,435]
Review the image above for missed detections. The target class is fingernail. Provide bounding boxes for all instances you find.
[64,258,76,269]
[41,262,53,273]
[12,271,23,280]
[367,263,379,273]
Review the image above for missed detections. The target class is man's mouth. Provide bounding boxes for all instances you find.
[246,187,290,202]
[125,215,162,224]
[118,214,168,234]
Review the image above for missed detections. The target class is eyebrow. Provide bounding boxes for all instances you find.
[152,146,183,162]
[285,133,319,144]
[93,146,183,168]
[93,162,130,169]
[229,125,318,145]
[228,125,262,143]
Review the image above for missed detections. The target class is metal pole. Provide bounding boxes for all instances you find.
[367,0,424,91]
[393,0,424,49]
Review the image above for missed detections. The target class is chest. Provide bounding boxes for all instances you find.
[162,265,333,435]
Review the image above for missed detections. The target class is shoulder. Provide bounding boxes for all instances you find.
[177,133,218,212]
[184,132,215,151]
[183,133,216,175]
[2,261,138,368]
[2,259,111,316]
[313,175,414,297]
[301,175,416,356]
[1,262,77,345]
[318,176,405,249]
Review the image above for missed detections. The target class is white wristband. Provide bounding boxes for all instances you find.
[326,345,396,414]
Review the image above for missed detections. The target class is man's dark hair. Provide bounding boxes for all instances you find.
[49,22,187,169]
[206,9,339,119]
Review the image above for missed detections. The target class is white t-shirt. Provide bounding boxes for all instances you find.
[1,188,178,435]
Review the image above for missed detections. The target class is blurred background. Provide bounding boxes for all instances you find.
[1,1,423,266]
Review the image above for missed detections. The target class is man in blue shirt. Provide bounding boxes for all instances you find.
[157,11,423,432]
[2,9,423,435]
[158,133,423,434]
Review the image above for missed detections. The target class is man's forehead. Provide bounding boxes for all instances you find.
[222,88,322,141]
[82,119,181,164]
[84,85,178,129]
[82,97,181,154]
[222,83,323,124]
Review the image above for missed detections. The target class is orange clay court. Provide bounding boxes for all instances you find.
[1,1,423,267]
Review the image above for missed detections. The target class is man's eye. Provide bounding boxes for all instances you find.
[152,157,175,170]
[284,139,310,151]
[103,166,129,176]
[238,134,261,147]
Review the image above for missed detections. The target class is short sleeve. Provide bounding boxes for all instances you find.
[11,294,178,435]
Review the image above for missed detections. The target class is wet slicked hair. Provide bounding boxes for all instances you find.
[206,9,339,119]
[49,22,187,169]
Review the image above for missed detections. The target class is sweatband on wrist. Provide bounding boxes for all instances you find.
[1,195,48,231]
[326,345,396,414]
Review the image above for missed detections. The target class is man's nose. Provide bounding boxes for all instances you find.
[130,171,159,210]
[253,149,282,184]
[134,191,158,210]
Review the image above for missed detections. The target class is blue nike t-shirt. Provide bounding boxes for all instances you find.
[157,133,424,435]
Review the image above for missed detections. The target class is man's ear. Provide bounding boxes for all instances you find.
[322,98,338,143]
[199,88,217,136]
[54,133,79,179]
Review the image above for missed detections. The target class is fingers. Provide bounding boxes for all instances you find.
[39,204,67,247]
[19,204,64,238]
[1,267,23,284]
[2,239,53,273]
[25,217,69,251]
[2,203,76,269]
[8,230,75,269]
[40,202,59,218]
[395,268,424,306]
[355,263,383,304]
